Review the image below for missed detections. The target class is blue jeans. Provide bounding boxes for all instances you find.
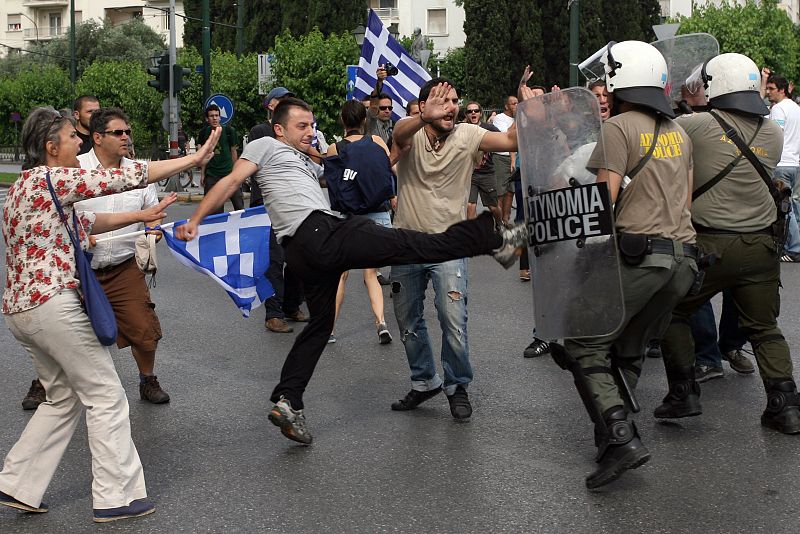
[391,259,471,395]
[691,289,747,367]
[774,166,800,255]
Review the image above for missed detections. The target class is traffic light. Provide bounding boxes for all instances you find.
[172,64,192,96]
[147,54,169,93]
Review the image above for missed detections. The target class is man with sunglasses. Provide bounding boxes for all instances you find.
[20,107,171,411]
[367,93,395,146]
[464,102,502,222]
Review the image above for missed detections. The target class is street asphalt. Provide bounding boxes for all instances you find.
[1,202,800,533]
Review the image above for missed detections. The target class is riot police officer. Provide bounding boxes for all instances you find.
[655,53,800,435]
[560,41,697,488]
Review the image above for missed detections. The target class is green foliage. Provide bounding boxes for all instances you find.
[271,28,360,135]
[439,47,467,96]
[673,0,798,81]
[30,19,165,77]
[0,65,72,144]
[462,0,516,108]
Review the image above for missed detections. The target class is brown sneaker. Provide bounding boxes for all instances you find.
[139,376,170,404]
[266,317,294,333]
[285,310,309,322]
[22,379,46,410]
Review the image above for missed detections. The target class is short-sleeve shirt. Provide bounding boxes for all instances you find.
[240,137,334,242]
[394,123,487,233]
[588,109,695,243]
[769,98,800,167]
[492,113,514,156]
[198,123,238,177]
[677,110,781,232]
[474,122,500,175]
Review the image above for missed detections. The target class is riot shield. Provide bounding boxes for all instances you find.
[516,88,624,340]
[652,33,719,108]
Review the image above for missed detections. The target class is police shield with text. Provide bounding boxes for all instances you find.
[655,53,800,434]
[521,41,698,488]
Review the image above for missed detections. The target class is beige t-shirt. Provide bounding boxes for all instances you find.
[394,123,487,233]
[677,110,781,232]
[588,109,695,243]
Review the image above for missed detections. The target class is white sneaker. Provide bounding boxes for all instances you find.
[493,223,529,269]
[377,322,392,344]
[268,397,312,444]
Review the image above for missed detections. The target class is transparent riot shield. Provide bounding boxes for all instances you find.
[652,33,719,107]
[516,88,624,340]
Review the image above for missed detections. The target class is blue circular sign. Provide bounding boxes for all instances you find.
[204,93,235,125]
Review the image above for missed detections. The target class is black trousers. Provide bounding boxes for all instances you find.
[270,211,502,409]
[263,227,304,320]
[204,174,244,215]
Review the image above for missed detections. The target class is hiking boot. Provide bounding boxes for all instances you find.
[93,499,155,523]
[446,385,472,420]
[586,407,650,489]
[391,387,442,411]
[268,397,313,444]
[761,379,800,434]
[139,376,170,404]
[376,272,391,286]
[0,491,48,513]
[519,269,531,282]
[524,338,550,358]
[723,349,755,374]
[286,310,309,322]
[21,379,46,410]
[493,223,529,269]
[645,341,662,359]
[654,366,702,419]
[695,364,724,383]
[265,317,294,333]
[377,322,392,345]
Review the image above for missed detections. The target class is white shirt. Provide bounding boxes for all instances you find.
[491,112,515,155]
[769,98,800,167]
[76,149,158,269]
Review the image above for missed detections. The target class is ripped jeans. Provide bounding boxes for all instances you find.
[391,259,472,395]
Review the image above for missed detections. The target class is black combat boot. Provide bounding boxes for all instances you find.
[653,366,702,419]
[761,379,800,434]
[585,407,650,489]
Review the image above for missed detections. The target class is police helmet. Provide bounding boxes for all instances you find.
[700,53,769,116]
[602,40,675,118]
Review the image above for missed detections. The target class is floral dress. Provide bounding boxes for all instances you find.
[2,164,148,314]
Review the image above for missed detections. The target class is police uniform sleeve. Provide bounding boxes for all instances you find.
[587,121,628,176]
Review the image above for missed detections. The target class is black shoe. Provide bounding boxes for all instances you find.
[761,379,800,434]
[376,273,391,286]
[446,385,472,420]
[139,376,170,404]
[586,408,650,489]
[653,366,702,419]
[391,387,442,411]
[0,491,48,513]
[93,499,155,523]
[524,338,550,358]
[21,379,46,410]
[645,341,662,359]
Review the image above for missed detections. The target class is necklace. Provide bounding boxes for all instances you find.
[425,127,448,151]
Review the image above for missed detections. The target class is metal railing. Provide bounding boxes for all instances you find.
[23,26,69,40]
[0,146,23,163]
[373,7,400,20]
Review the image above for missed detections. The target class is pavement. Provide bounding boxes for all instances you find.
[1,202,800,533]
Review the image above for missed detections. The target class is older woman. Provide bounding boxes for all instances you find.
[0,107,220,523]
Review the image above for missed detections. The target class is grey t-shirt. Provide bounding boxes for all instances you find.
[240,136,334,242]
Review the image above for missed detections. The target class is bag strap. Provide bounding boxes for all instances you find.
[627,116,663,179]
[44,172,82,252]
[693,114,764,200]
[707,111,778,202]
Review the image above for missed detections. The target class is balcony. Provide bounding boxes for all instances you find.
[22,0,69,7]
[23,26,69,40]
[373,7,400,22]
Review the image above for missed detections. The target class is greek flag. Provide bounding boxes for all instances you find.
[354,9,431,121]
[161,207,274,317]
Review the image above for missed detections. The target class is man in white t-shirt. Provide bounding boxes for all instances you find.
[765,72,800,261]
[491,96,518,223]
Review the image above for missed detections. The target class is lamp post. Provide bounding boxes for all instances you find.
[353,24,365,46]
[389,25,399,41]
[19,13,39,45]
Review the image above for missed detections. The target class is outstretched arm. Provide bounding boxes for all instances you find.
[392,82,453,152]
[91,193,178,234]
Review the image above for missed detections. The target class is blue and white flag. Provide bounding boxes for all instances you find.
[354,10,432,122]
[161,207,274,317]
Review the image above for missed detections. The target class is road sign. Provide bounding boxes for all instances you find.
[204,94,235,125]
[653,23,681,41]
[258,54,275,96]
[346,65,358,100]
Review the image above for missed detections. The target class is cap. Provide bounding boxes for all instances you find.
[265,87,294,102]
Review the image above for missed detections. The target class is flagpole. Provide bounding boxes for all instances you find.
[93,209,248,244]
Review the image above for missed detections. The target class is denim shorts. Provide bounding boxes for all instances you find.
[362,210,392,228]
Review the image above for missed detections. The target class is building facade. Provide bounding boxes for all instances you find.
[659,0,798,23]
[368,0,466,56]
[1,0,184,56]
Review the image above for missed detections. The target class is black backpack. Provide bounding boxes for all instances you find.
[323,136,395,215]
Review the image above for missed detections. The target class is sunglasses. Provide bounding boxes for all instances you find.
[102,129,132,137]
[466,109,481,113]
[378,105,393,111]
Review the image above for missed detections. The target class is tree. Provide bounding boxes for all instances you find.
[461,0,515,108]
[511,0,545,90]
[673,0,798,82]
[602,0,647,43]
[439,47,467,96]
[271,29,360,134]
[0,65,72,144]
